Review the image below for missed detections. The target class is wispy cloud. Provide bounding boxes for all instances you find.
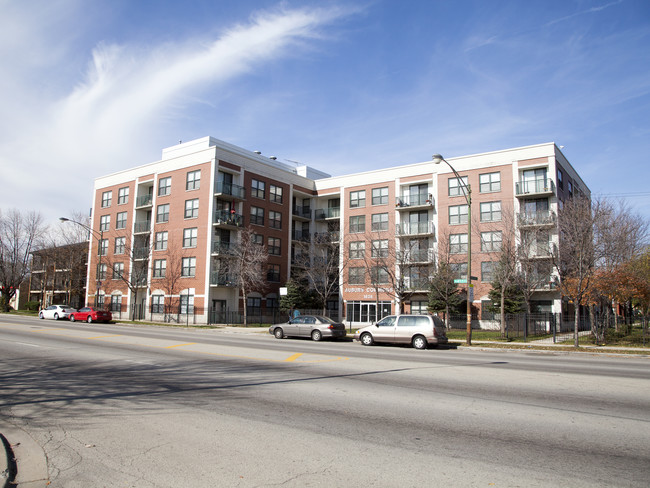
[545,0,624,27]
[0,3,356,221]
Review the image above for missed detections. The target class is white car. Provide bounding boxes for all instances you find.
[39,304,77,320]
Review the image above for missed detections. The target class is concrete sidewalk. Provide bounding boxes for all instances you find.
[1,425,49,487]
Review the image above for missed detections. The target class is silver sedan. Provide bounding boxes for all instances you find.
[269,315,347,341]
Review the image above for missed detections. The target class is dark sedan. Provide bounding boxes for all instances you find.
[269,315,346,341]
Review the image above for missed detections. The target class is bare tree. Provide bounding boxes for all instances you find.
[221,227,268,326]
[292,233,345,315]
[553,196,599,347]
[0,209,46,311]
[157,241,184,321]
[428,227,461,328]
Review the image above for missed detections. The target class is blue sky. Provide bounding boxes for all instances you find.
[1,0,649,226]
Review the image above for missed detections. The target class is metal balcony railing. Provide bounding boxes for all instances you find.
[516,179,556,196]
[213,210,243,227]
[395,194,433,208]
[133,220,151,233]
[215,181,246,200]
[315,207,341,220]
[396,221,435,236]
[135,194,153,207]
[518,210,556,227]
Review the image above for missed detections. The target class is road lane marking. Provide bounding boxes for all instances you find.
[284,353,303,362]
[87,335,122,339]
[165,343,197,349]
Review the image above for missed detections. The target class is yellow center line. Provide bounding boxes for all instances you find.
[165,343,197,349]
[284,353,303,362]
[87,335,122,339]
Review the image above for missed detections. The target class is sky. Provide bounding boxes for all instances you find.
[1,0,649,228]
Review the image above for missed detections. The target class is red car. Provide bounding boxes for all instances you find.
[69,307,112,323]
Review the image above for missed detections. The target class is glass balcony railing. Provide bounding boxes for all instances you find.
[516,179,555,196]
[396,221,434,236]
[210,272,235,286]
[315,207,341,220]
[133,220,151,233]
[395,194,433,208]
[135,194,153,207]
[213,210,243,227]
[292,206,312,219]
[215,181,246,200]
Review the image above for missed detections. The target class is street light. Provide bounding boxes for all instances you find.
[60,217,104,308]
[432,154,473,345]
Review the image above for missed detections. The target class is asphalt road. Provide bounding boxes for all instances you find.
[1,315,649,487]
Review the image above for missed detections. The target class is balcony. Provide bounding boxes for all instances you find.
[532,278,559,291]
[403,277,431,291]
[516,179,556,197]
[291,229,311,242]
[395,194,434,211]
[133,220,151,234]
[405,249,434,263]
[133,247,149,260]
[396,221,435,238]
[135,194,153,208]
[315,207,340,220]
[518,210,556,228]
[210,272,236,286]
[211,240,237,256]
[313,231,340,244]
[213,210,243,229]
[292,206,312,221]
[214,181,246,201]
[527,243,556,260]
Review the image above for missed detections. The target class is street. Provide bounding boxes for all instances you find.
[1,314,649,487]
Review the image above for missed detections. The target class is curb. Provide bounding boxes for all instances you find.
[0,427,48,488]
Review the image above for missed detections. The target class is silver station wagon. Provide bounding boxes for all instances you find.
[354,314,448,349]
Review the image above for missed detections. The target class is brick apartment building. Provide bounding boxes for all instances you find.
[88,137,588,325]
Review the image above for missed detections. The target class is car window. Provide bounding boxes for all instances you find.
[414,316,430,327]
[304,316,316,324]
[291,317,304,324]
[47,306,55,310]
[377,316,396,327]
[80,308,90,312]
[315,316,335,324]
[397,316,417,327]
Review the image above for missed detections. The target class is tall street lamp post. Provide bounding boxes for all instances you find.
[60,217,104,308]
[432,154,473,345]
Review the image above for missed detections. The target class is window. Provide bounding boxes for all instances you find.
[180,294,194,314]
[349,215,365,233]
[480,201,501,222]
[270,184,283,203]
[156,204,170,223]
[110,294,122,312]
[267,264,281,282]
[181,257,196,277]
[450,234,468,254]
[411,300,428,314]
[154,231,168,251]
[247,297,262,315]
[481,262,495,282]
[112,262,124,279]
[557,169,564,190]
[372,239,388,258]
[98,239,108,256]
[250,206,264,226]
[116,212,127,229]
[184,199,199,219]
[269,210,282,229]
[118,187,129,204]
[481,231,502,252]
[96,293,105,308]
[114,237,126,255]
[151,295,164,314]
[371,266,389,284]
[568,180,573,196]
[268,237,281,256]
[101,191,112,208]
[449,204,468,225]
[450,262,467,280]
[251,179,265,199]
[521,168,548,193]
[350,190,366,208]
[479,172,501,193]
[186,170,200,191]
[97,263,107,280]
[349,241,365,259]
[99,215,110,231]
[372,187,389,205]
[153,259,166,278]
[252,233,263,246]
[448,176,468,197]
[349,267,365,285]
[158,177,171,196]
[371,213,389,232]
[183,228,198,248]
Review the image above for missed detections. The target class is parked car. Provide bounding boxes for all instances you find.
[269,315,347,341]
[354,314,448,349]
[38,304,77,320]
[69,307,112,323]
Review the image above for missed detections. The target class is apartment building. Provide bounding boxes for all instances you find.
[89,137,588,325]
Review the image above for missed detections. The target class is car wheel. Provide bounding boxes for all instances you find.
[87,316,93,324]
[360,332,374,346]
[54,313,59,320]
[412,335,428,350]
[39,312,44,319]
[311,330,322,341]
[69,315,76,322]
[274,328,284,339]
